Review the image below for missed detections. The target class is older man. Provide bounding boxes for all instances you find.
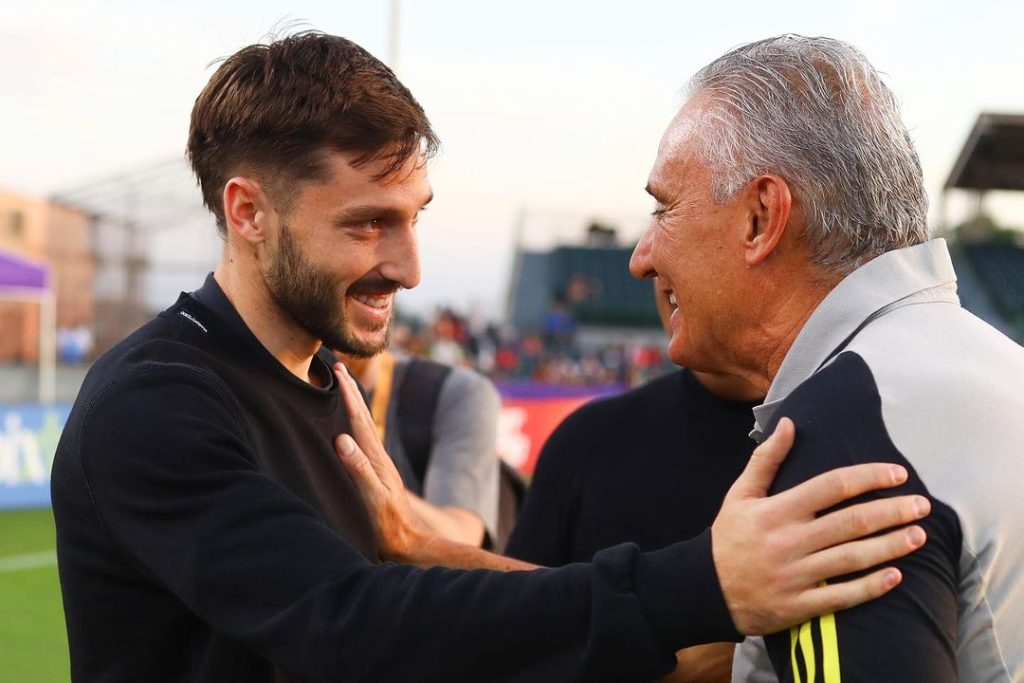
[629,34,1024,682]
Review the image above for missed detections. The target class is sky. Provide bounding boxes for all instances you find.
[3,0,1023,316]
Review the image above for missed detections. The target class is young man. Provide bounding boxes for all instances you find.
[51,32,928,682]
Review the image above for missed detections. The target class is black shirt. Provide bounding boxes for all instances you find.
[508,369,758,566]
[52,277,741,682]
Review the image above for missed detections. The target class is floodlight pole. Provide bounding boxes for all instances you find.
[39,286,56,404]
[389,0,401,73]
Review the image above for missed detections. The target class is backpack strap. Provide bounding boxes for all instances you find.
[368,352,396,443]
[396,357,453,486]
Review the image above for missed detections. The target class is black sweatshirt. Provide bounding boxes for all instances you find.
[51,275,740,682]
[507,369,757,566]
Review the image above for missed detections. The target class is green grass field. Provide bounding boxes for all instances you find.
[0,508,69,683]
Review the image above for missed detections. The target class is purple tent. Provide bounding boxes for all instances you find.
[0,249,56,402]
[0,250,49,292]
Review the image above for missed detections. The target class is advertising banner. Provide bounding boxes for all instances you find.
[0,404,71,509]
[496,383,624,477]
[0,382,626,509]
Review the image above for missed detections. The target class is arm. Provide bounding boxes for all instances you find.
[509,404,733,683]
[754,356,958,681]
[661,643,735,683]
[82,367,696,681]
[416,367,501,546]
[406,492,487,547]
[334,363,931,636]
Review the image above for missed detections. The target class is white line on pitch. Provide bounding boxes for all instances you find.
[0,550,57,572]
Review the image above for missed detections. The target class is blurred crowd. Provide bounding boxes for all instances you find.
[391,306,673,388]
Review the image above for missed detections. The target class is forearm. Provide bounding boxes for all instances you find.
[407,493,487,547]
[660,643,734,683]
[395,531,538,571]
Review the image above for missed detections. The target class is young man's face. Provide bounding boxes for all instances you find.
[262,149,433,356]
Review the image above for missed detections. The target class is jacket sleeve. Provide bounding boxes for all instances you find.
[760,353,959,682]
[77,366,739,682]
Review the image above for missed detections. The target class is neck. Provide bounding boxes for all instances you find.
[214,250,323,385]
[691,370,765,402]
[732,269,839,395]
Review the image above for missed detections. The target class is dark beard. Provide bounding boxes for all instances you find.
[265,220,394,357]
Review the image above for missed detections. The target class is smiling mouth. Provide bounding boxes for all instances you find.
[351,292,393,310]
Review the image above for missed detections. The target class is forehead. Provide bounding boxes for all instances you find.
[648,100,705,195]
[298,149,433,207]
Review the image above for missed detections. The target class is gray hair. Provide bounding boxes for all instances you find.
[686,35,929,273]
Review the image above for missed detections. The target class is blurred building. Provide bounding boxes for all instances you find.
[507,222,664,350]
[0,188,94,362]
[51,158,220,354]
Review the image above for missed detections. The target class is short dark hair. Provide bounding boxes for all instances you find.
[187,31,439,235]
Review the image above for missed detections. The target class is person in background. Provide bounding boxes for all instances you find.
[508,278,764,682]
[338,349,499,548]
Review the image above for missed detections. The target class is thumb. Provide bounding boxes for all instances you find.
[726,417,795,502]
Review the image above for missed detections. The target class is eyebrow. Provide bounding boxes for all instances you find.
[645,183,664,202]
[333,193,434,224]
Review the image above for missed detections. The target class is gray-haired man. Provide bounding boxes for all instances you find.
[628,34,1023,681]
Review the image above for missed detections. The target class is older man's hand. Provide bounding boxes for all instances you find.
[712,417,929,635]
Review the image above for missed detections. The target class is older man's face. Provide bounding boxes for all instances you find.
[629,101,752,373]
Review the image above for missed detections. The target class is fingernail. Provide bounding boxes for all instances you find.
[338,435,355,456]
[907,526,925,546]
[914,496,931,516]
[885,569,901,588]
[891,465,907,484]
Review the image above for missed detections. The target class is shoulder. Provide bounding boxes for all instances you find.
[538,370,686,471]
[71,334,245,455]
[438,364,500,406]
[556,369,685,435]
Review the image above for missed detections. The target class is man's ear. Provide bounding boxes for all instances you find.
[743,174,792,267]
[223,177,272,245]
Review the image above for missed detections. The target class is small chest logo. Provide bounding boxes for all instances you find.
[179,309,208,333]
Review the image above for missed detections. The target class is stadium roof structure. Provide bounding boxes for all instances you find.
[945,113,1024,191]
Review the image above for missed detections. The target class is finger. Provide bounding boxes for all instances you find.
[334,434,381,492]
[725,417,795,502]
[797,524,926,583]
[333,364,379,442]
[785,566,903,626]
[772,461,909,516]
[797,494,930,553]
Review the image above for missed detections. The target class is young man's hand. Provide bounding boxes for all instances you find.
[712,417,929,635]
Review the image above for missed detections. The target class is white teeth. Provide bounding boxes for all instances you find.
[668,293,677,306]
[353,293,391,309]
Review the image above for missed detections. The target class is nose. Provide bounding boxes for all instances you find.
[629,226,656,281]
[380,224,421,290]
